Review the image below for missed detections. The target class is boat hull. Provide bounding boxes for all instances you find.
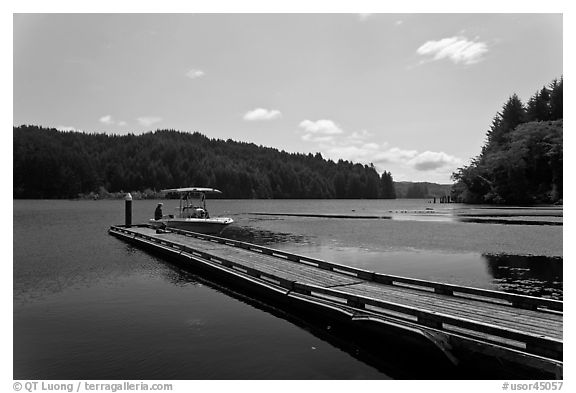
[149,217,233,235]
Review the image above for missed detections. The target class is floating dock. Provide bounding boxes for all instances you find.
[109,224,562,378]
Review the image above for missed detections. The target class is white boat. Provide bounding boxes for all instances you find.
[149,187,233,235]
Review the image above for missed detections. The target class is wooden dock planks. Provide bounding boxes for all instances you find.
[136,228,364,287]
[110,225,563,367]
[340,282,562,339]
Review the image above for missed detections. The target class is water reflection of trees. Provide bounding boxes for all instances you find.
[482,254,562,300]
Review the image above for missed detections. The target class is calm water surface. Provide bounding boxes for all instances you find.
[13,199,562,379]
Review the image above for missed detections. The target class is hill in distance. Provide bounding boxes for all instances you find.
[14,125,399,200]
[393,181,453,199]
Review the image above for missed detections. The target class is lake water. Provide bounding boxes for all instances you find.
[13,199,563,379]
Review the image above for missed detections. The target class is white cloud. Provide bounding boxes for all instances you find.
[186,68,205,79]
[324,145,373,161]
[99,115,114,125]
[302,134,335,143]
[57,125,81,132]
[299,119,343,135]
[416,36,489,65]
[408,151,462,171]
[299,121,376,162]
[320,143,413,167]
[137,116,162,127]
[361,142,380,150]
[100,115,129,127]
[373,147,418,164]
[322,142,461,180]
[243,108,282,121]
[348,129,373,142]
[395,20,404,26]
[357,13,373,21]
[295,118,462,181]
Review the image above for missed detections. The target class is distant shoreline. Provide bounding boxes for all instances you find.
[12,196,562,208]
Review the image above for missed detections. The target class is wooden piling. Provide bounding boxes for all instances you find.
[124,193,132,228]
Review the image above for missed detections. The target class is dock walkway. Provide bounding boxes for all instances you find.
[109,225,562,377]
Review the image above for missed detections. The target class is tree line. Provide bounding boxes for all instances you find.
[13,126,397,199]
[452,77,563,205]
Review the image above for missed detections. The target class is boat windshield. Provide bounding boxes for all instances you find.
[183,192,205,207]
[179,192,209,218]
[162,187,221,219]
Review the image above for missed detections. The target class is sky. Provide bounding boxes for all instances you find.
[13,13,562,183]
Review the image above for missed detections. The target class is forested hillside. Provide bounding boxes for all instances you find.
[393,182,453,199]
[452,78,563,205]
[13,126,397,199]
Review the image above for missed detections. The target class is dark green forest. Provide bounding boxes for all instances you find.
[452,77,563,205]
[13,126,397,199]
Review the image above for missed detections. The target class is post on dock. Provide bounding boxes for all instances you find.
[125,193,132,228]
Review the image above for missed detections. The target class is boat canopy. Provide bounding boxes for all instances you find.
[161,187,222,194]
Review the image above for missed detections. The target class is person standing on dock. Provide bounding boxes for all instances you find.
[154,203,163,220]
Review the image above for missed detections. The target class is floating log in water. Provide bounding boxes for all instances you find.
[248,212,392,219]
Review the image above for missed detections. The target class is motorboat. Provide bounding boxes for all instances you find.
[149,187,233,234]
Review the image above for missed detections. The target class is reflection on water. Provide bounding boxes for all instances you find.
[222,224,563,300]
[222,224,311,245]
[155,261,203,288]
[483,254,563,300]
[146,260,456,379]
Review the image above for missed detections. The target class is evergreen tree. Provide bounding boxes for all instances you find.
[485,94,525,150]
[379,171,396,199]
[549,77,563,120]
[452,77,563,205]
[526,87,551,122]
